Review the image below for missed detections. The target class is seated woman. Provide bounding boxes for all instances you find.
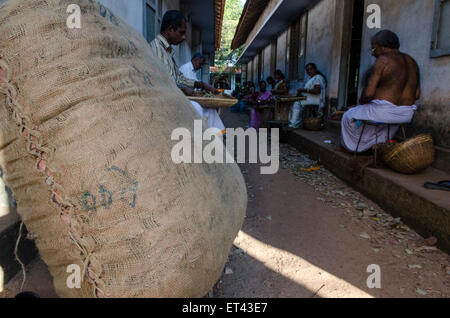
[231,81,255,114]
[266,76,276,90]
[271,70,289,96]
[288,63,327,129]
[250,80,274,130]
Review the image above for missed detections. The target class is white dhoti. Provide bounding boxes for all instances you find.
[341,100,417,152]
[190,101,225,132]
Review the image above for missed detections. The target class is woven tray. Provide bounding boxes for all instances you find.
[278,96,307,103]
[188,93,237,108]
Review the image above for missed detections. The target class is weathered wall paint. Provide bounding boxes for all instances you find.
[263,45,272,80]
[97,0,195,70]
[304,0,348,100]
[97,0,144,35]
[276,30,288,75]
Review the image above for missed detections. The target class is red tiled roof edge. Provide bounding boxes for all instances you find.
[215,0,226,50]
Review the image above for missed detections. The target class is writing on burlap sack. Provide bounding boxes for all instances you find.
[0,0,246,298]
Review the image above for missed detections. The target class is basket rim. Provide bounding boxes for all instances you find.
[187,96,236,102]
[383,134,434,162]
[187,96,237,108]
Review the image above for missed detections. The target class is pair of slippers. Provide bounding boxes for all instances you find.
[424,180,450,192]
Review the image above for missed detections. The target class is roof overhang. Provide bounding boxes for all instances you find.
[231,0,270,50]
[181,0,225,59]
[214,0,226,50]
[235,0,320,64]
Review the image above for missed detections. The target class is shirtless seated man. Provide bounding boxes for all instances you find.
[341,30,420,153]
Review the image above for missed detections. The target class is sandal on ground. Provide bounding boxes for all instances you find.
[424,180,450,192]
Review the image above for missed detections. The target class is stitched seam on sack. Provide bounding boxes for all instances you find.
[0,59,106,298]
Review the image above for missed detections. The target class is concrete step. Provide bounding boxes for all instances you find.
[286,128,450,253]
[325,119,450,174]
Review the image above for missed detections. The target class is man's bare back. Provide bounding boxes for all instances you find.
[361,51,421,106]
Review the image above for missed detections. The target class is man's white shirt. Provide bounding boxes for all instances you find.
[180,61,200,81]
[179,62,225,131]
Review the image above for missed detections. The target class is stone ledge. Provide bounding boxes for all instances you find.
[326,119,450,174]
[286,128,450,253]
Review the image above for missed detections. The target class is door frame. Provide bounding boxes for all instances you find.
[337,0,358,109]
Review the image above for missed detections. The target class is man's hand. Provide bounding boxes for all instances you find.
[194,81,219,94]
[202,82,219,94]
[179,85,194,96]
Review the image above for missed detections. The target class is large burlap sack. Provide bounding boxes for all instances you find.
[0,0,246,297]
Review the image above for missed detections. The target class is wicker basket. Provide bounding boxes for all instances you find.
[303,117,324,131]
[382,134,435,174]
[187,93,237,108]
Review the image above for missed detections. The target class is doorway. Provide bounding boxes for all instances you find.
[345,0,365,107]
[338,0,365,108]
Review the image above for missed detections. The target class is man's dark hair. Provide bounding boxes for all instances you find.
[305,63,318,70]
[372,30,400,49]
[161,10,187,33]
[274,70,285,79]
[267,76,275,83]
[192,53,205,61]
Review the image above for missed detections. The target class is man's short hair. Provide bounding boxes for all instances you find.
[161,10,187,33]
[372,30,400,49]
[192,53,205,61]
[275,70,285,79]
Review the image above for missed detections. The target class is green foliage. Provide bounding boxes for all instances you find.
[214,0,245,71]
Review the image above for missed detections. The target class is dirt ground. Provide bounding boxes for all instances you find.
[213,110,449,298]
[1,109,449,298]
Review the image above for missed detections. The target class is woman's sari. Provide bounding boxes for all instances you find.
[250,90,273,130]
[303,74,326,115]
[288,74,326,128]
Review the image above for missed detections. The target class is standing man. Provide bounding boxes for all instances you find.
[180,53,206,82]
[341,30,420,153]
[149,10,225,132]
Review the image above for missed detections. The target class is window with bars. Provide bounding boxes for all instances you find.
[431,0,450,57]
